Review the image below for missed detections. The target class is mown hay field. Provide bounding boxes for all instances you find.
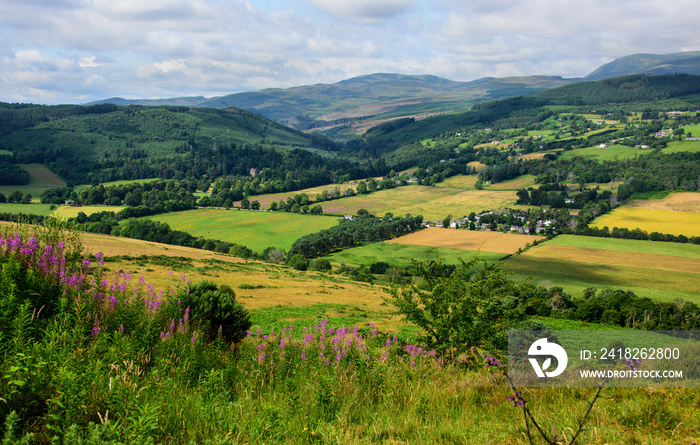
[390,227,544,254]
[0,163,66,199]
[324,242,505,269]
[319,185,524,220]
[502,235,700,304]
[625,192,700,213]
[51,205,126,219]
[591,206,700,237]
[146,208,339,252]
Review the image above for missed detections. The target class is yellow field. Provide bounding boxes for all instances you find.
[51,205,126,219]
[591,207,700,237]
[626,192,700,213]
[389,227,545,254]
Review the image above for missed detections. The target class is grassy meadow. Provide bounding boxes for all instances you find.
[0,202,55,216]
[0,163,66,199]
[558,145,648,162]
[74,229,399,330]
[502,235,700,304]
[145,208,340,252]
[323,241,505,269]
[3,223,700,444]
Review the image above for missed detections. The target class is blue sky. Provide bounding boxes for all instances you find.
[1,0,699,104]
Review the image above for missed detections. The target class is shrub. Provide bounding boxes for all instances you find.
[179,281,252,344]
[309,258,332,271]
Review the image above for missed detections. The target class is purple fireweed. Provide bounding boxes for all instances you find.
[484,353,499,368]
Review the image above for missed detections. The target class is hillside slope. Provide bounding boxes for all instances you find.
[585,52,700,80]
[0,103,361,186]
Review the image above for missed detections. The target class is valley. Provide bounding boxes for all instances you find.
[2,67,700,443]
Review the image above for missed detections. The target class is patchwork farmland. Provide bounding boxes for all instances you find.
[502,235,700,304]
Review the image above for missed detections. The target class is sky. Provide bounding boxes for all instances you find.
[1,0,699,104]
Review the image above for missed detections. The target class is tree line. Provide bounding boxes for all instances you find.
[290,213,424,258]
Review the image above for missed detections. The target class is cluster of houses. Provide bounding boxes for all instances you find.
[421,209,556,235]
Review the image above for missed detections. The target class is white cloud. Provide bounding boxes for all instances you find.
[308,0,415,24]
[0,0,699,103]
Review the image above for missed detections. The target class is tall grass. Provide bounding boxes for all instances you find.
[1,223,698,443]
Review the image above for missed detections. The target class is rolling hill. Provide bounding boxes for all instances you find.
[88,51,700,127]
[585,51,700,80]
[0,102,370,186]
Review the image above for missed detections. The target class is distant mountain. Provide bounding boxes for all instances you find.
[196,73,576,126]
[89,74,575,126]
[89,96,210,107]
[89,51,700,127]
[585,52,700,80]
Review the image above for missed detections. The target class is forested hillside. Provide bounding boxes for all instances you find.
[0,102,386,189]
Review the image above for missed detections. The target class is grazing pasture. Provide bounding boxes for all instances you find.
[0,163,66,198]
[662,140,700,154]
[502,235,700,304]
[323,242,505,269]
[0,203,55,216]
[558,145,647,162]
[591,206,700,237]
[390,227,544,254]
[146,208,339,252]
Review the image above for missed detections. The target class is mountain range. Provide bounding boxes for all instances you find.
[90,51,700,129]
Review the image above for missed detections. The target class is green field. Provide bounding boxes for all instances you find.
[485,174,537,190]
[146,208,340,252]
[662,139,700,154]
[558,145,647,161]
[323,242,505,269]
[0,203,55,216]
[0,163,66,199]
[546,234,700,258]
[502,235,700,304]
